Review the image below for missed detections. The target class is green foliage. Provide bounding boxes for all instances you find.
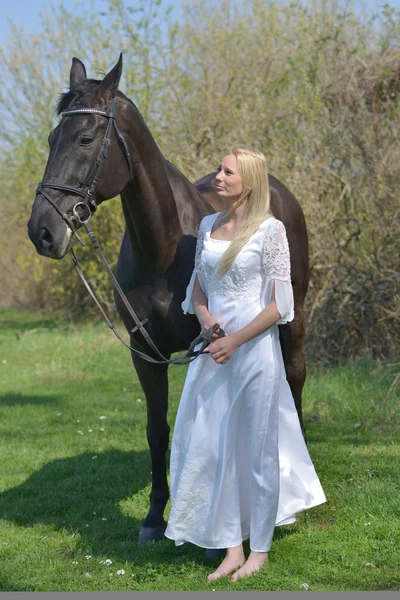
[0,0,399,359]
[0,309,399,591]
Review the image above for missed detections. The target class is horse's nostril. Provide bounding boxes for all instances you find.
[39,228,53,245]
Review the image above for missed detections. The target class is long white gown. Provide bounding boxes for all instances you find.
[164,213,326,552]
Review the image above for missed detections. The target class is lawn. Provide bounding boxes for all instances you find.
[0,309,399,591]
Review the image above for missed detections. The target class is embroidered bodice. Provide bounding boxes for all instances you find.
[196,214,290,297]
[183,212,294,325]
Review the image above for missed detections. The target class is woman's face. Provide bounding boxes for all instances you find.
[215,154,243,202]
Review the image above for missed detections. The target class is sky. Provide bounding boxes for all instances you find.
[1,0,399,45]
[0,0,183,44]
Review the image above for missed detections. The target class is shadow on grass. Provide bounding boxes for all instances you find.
[0,447,297,573]
[0,310,61,333]
[0,450,147,554]
[303,417,391,448]
[0,449,214,569]
[0,392,60,407]
[0,578,36,592]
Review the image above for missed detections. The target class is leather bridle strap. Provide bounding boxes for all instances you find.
[35,98,132,223]
[70,216,225,365]
[70,247,223,365]
[34,97,223,364]
[35,184,87,247]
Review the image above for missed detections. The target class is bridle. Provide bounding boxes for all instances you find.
[35,98,224,365]
[36,98,132,242]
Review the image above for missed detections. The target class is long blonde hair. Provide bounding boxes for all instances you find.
[218,144,271,275]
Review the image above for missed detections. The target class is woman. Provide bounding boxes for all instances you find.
[164,145,326,582]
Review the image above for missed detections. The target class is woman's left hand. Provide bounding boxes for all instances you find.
[207,334,239,364]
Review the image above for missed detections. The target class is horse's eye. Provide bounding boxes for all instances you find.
[80,137,93,146]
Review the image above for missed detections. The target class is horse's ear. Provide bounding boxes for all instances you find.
[70,57,87,88]
[98,53,123,99]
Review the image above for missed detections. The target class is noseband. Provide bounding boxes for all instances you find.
[34,97,224,365]
[35,98,133,242]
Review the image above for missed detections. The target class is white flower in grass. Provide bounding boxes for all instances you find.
[99,415,106,420]
[2,360,7,364]
[300,583,309,590]
[136,398,142,403]
[102,517,107,521]
[85,524,89,528]
[364,522,371,526]
[88,429,93,433]
[72,561,78,564]
[103,559,112,565]
[117,569,125,575]
[100,427,104,431]
[86,555,91,560]
[56,412,62,416]
[85,572,92,578]
[92,456,97,460]
[76,419,80,423]
[77,430,84,435]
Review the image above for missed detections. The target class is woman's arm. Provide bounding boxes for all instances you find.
[208,219,294,364]
[232,294,281,347]
[192,276,223,337]
[207,288,281,364]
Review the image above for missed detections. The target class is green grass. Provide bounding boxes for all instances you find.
[0,308,399,591]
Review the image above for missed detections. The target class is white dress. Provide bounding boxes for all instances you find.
[164,213,326,552]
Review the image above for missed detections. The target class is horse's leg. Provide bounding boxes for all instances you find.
[131,353,170,542]
[279,307,307,441]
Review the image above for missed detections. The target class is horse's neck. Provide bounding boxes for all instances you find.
[120,108,182,272]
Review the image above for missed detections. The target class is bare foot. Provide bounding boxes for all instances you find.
[231,550,268,581]
[207,544,245,583]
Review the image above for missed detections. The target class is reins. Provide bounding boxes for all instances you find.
[35,98,224,365]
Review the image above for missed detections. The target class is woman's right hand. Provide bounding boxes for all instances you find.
[199,315,224,340]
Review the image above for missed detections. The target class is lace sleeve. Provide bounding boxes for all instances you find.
[181,218,206,315]
[262,219,291,281]
[194,222,205,271]
[262,219,294,324]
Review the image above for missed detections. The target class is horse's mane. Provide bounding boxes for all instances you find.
[56,79,137,114]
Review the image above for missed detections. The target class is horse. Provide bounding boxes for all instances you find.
[27,54,309,544]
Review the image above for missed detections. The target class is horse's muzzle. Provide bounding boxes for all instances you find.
[27,214,72,259]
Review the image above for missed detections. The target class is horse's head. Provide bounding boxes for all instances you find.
[28,54,132,259]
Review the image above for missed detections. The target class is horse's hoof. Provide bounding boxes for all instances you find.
[138,523,167,543]
[205,548,226,559]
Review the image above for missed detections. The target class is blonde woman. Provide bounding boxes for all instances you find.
[164,145,326,582]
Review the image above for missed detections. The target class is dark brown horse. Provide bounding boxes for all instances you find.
[27,55,309,544]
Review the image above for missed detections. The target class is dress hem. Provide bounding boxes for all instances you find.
[164,532,272,553]
[165,497,327,552]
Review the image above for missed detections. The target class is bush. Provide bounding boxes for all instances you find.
[1,0,399,362]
